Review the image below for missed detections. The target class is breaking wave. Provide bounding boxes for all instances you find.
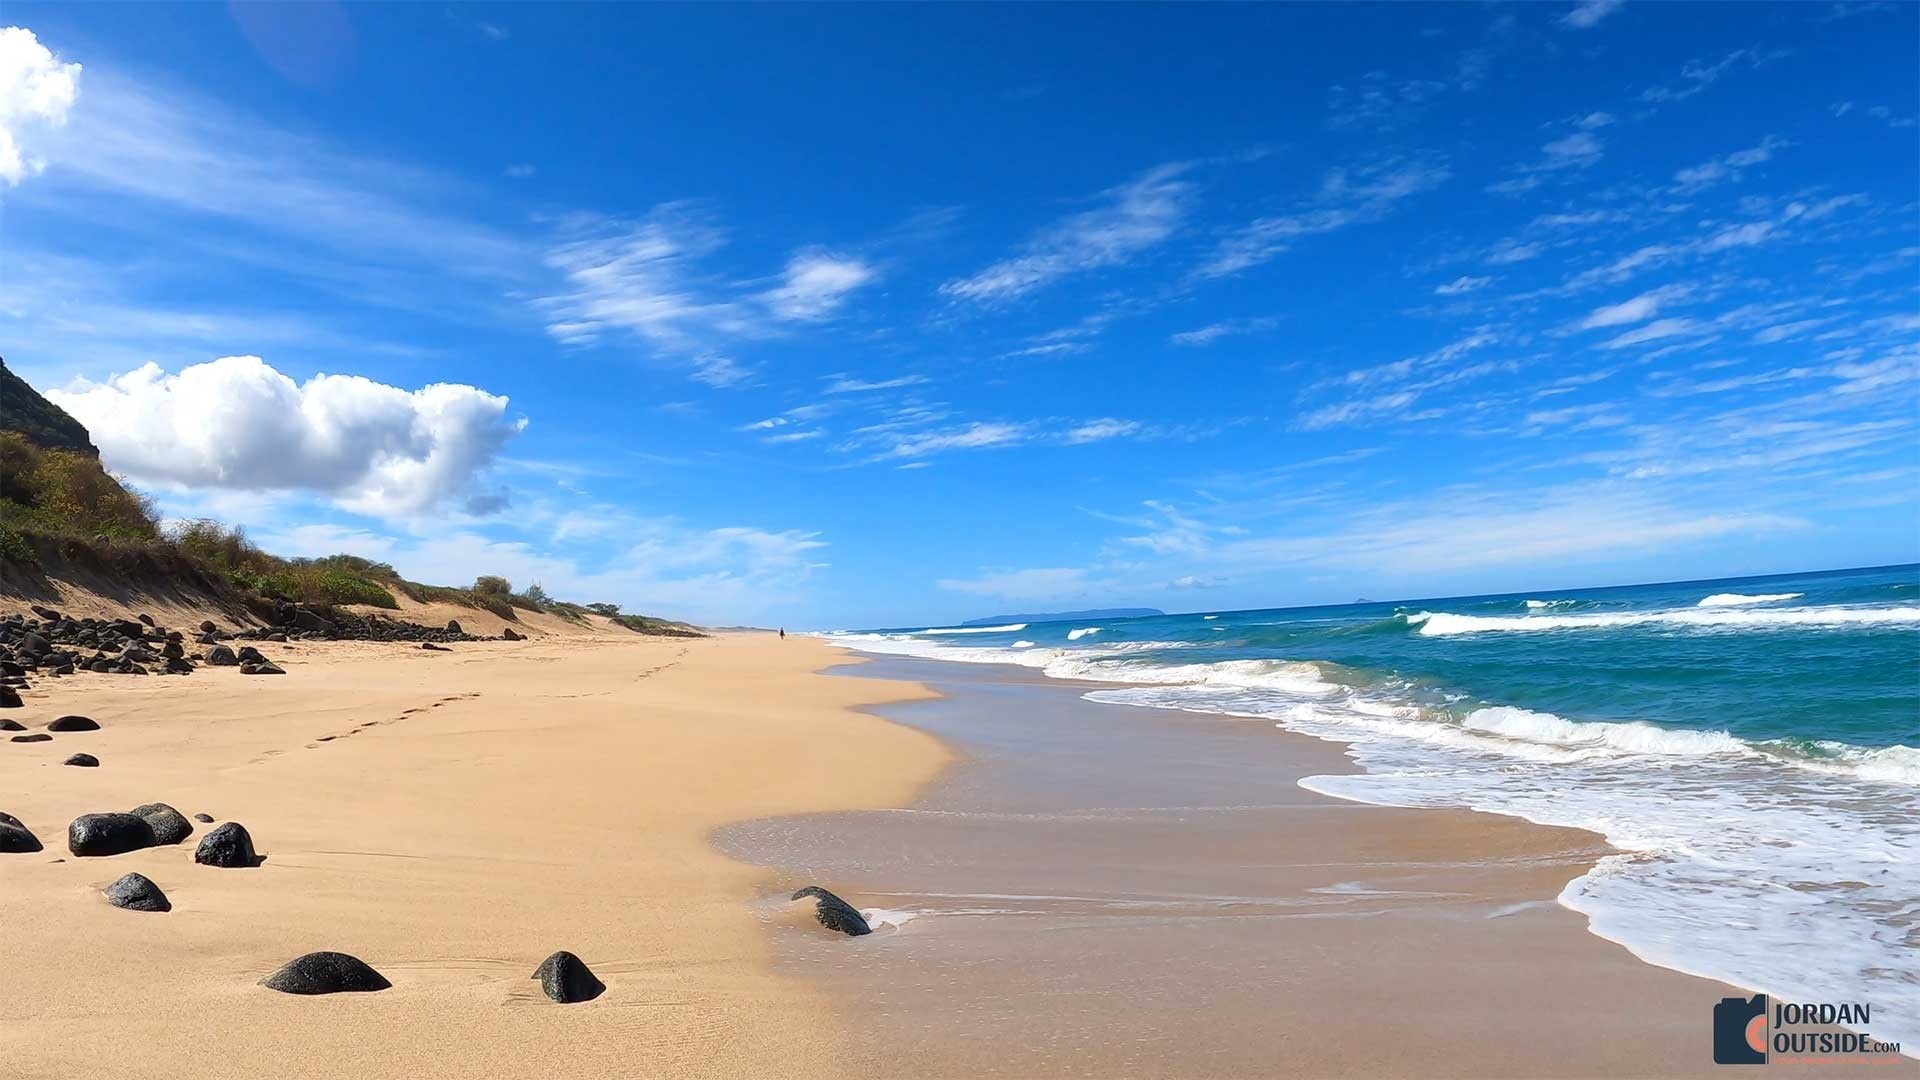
[1403,605,1920,636]
[1697,591,1803,607]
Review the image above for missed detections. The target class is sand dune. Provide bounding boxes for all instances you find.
[0,633,945,1079]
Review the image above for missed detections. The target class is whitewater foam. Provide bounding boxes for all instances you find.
[1697,591,1803,607]
[1524,598,1576,610]
[1404,604,1919,636]
[1067,627,1102,640]
[916,623,1027,635]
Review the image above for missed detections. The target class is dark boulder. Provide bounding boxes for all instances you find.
[421,642,449,651]
[194,821,258,867]
[0,811,42,853]
[137,613,155,626]
[164,657,194,674]
[50,663,74,676]
[11,733,52,743]
[0,686,21,708]
[19,632,50,657]
[445,619,462,634]
[104,871,171,912]
[200,620,218,634]
[48,715,99,732]
[162,641,185,659]
[68,812,158,856]
[260,952,390,995]
[193,813,213,823]
[206,645,239,666]
[791,886,872,936]
[0,718,23,731]
[236,646,266,664]
[63,753,99,767]
[239,661,285,675]
[531,951,605,1003]
[130,802,193,845]
[292,608,334,634]
[501,627,523,641]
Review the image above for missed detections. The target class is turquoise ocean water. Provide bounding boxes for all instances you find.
[830,564,1919,1046]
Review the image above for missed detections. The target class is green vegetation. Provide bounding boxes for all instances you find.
[0,431,160,548]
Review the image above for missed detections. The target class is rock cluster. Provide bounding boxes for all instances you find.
[233,601,503,645]
[0,608,264,681]
[2,601,524,690]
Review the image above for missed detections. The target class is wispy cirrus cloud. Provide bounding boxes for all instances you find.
[1579,282,1696,328]
[941,162,1192,303]
[1196,156,1450,279]
[759,248,877,321]
[1562,0,1625,30]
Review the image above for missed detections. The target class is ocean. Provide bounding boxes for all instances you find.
[827,563,1920,1046]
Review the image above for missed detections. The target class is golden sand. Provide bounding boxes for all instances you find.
[0,632,946,1080]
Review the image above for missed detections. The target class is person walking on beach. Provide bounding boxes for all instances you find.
[779,628,785,639]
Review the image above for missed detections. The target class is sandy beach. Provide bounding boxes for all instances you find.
[2,625,1897,1078]
[0,630,946,1080]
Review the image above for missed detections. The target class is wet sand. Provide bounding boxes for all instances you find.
[721,655,1786,1079]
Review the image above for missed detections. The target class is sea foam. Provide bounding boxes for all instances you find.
[1403,604,1920,636]
[1697,591,1803,607]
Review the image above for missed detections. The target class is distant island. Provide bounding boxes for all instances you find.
[962,608,1164,626]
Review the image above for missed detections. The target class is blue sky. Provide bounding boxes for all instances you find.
[2,2,1915,628]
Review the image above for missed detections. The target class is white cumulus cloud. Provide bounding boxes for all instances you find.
[0,26,81,186]
[48,356,525,517]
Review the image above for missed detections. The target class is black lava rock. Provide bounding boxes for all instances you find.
[47,715,99,732]
[239,661,285,675]
[0,811,43,853]
[791,886,872,936]
[104,871,171,912]
[194,821,258,867]
[0,687,21,708]
[260,952,390,994]
[11,733,52,743]
[445,619,462,634]
[531,951,605,1003]
[236,646,266,665]
[421,642,449,651]
[68,812,158,857]
[205,645,239,666]
[64,753,99,767]
[0,718,24,731]
[130,802,194,845]
[193,813,213,823]
[501,627,523,641]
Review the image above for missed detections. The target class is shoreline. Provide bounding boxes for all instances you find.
[727,649,1760,1078]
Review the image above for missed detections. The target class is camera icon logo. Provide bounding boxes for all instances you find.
[1713,995,1769,1065]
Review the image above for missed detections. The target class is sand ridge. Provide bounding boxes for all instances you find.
[0,632,947,1079]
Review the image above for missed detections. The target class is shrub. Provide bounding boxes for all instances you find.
[474,575,512,596]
